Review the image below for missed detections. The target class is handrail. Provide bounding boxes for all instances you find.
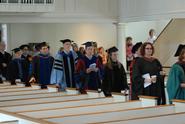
[162,66,171,68]
[154,19,174,44]
[0,0,54,4]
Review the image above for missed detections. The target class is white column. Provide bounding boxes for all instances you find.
[1,24,8,51]
[116,23,127,69]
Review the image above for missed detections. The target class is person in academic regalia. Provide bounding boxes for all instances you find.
[31,42,54,89]
[72,43,83,59]
[19,44,32,86]
[0,42,12,83]
[126,37,134,70]
[23,54,33,87]
[92,41,98,57]
[167,45,185,104]
[101,46,129,97]
[7,48,27,85]
[98,47,107,65]
[132,42,166,105]
[50,39,78,91]
[19,44,30,59]
[75,41,102,93]
[130,42,142,100]
[79,47,85,57]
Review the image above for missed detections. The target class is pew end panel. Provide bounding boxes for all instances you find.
[139,95,158,107]
[172,99,185,113]
[31,84,41,89]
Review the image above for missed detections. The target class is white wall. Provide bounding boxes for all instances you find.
[0,0,118,23]
[119,0,185,22]
[7,23,117,56]
[125,20,169,44]
[8,23,35,51]
[1,0,185,24]
[7,19,170,56]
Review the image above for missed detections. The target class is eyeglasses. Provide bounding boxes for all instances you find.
[145,48,152,50]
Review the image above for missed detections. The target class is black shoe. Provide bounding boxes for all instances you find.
[25,83,31,87]
[79,89,87,94]
[0,78,3,83]
[103,91,112,97]
[40,85,48,89]
[11,81,16,85]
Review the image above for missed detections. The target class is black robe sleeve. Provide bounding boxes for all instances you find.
[31,56,40,83]
[120,64,129,90]
[101,65,112,96]
[155,59,166,104]
[7,60,19,82]
[131,58,145,99]
[0,52,12,78]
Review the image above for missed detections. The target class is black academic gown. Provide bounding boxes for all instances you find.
[132,57,166,105]
[7,58,27,84]
[0,51,12,79]
[22,55,32,86]
[32,54,54,88]
[102,61,129,96]
[130,57,140,100]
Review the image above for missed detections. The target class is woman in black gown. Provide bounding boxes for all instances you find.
[132,42,166,105]
[102,46,129,97]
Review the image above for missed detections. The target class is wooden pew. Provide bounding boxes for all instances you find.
[0,82,10,86]
[0,110,51,124]
[16,82,25,87]
[0,83,10,86]
[0,92,81,102]
[44,105,175,124]
[0,96,157,113]
[96,112,185,124]
[138,95,158,107]
[18,100,154,119]
[0,120,18,124]
[0,83,161,124]
[48,86,128,101]
[0,93,104,107]
[0,87,39,94]
[14,97,156,118]
[0,85,23,89]
[0,97,158,113]
[0,97,119,113]
[89,99,185,124]
[42,100,185,124]
[0,89,79,102]
[0,87,128,107]
[0,89,49,97]
[172,99,185,112]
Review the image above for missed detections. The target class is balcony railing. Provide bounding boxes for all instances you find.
[0,0,54,4]
[0,0,55,12]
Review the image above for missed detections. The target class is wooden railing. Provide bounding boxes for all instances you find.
[0,0,55,12]
[154,19,174,44]
[0,0,54,4]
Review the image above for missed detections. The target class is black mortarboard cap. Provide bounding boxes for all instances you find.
[92,42,97,47]
[35,43,41,51]
[82,41,93,48]
[39,42,48,48]
[174,44,185,57]
[132,42,142,54]
[34,42,49,50]
[12,48,21,53]
[60,39,72,44]
[107,46,118,54]
[19,44,29,50]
